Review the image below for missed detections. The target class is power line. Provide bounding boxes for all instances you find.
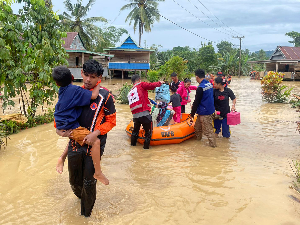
[195,0,242,36]
[185,0,235,36]
[159,13,216,44]
[171,0,232,37]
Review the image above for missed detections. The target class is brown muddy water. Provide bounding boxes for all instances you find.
[0,77,300,225]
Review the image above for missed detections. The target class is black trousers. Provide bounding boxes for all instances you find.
[181,105,186,114]
[67,138,105,217]
[132,115,152,149]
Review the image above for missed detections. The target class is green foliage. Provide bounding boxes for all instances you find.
[60,0,107,51]
[0,1,68,118]
[117,83,133,104]
[285,31,300,47]
[216,41,234,57]
[147,70,159,82]
[120,0,164,46]
[261,71,293,103]
[0,108,55,138]
[157,56,188,81]
[198,44,218,73]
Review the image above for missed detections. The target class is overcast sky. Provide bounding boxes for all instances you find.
[12,0,300,52]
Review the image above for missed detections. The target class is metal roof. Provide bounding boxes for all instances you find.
[104,35,153,52]
[278,46,300,60]
[66,50,114,57]
[108,62,150,70]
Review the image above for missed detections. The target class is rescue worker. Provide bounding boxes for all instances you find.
[128,74,163,149]
[58,60,116,217]
[190,69,217,147]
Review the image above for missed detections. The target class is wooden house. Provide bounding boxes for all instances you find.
[248,46,300,80]
[62,32,113,79]
[104,36,154,79]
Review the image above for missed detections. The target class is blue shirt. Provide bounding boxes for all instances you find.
[54,84,93,130]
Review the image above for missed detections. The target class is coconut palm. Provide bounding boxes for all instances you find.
[121,0,164,47]
[60,0,107,50]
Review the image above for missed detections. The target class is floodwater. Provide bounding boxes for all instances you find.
[0,77,300,225]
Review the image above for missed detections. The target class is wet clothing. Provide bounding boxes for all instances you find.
[170,80,181,90]
[129,82,161,149]
[213,87,236,118]
[214,118,230,138]
[131,114,152,149]
[54,84,92,130]
[177,82,197,106]
[194,114,217,147]
[213,87,235,138]
[68,86,116,217]
[191,79,216,147]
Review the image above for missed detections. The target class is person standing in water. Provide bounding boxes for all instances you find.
[56,60,116,217]
[128,74,163,149]
[213,76,236,138]
[53,66,108,185]
[176,78,197,113]
[190,69,216,147]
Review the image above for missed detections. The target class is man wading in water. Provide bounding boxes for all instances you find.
[56,60,116,217]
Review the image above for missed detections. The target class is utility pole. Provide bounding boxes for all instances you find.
[233,36,245,78]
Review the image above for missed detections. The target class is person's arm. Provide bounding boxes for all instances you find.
[56,128,72,137]
[141,81,163,90]
[228,88,236,111]
[91,83,101,99]
[190,87,203,117]
[83,93,116,145]
[190,85,198,91]
[231,98,237,111]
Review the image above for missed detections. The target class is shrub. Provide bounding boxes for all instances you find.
[261,71,293,103]
[117,83,133,104]
[147,70,159,82]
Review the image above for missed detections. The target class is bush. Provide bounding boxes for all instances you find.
[117,83,133,104]
[0,108,55,135]
[261,71,293,103]
[147,70,159,82]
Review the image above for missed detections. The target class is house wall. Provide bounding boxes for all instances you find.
[67,53,90,67]
[109,51,150,63]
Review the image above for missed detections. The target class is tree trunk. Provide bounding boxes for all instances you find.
[139,23,142,47]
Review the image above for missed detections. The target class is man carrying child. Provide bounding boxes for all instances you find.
[54,60,116,217]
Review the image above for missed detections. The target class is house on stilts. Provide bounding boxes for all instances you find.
[248,46,300,80]
[104,36,154,79]
[62,32,113,79]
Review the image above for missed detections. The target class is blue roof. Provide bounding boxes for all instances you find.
[108,63,150,70]
[104,36,153,51]
[116,36,143,50]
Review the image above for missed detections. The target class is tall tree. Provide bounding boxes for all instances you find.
[0,0,68,117]
[216,41,234,57]
[120,0,164,46]
[285,31,300,47]
[60,0,107,50]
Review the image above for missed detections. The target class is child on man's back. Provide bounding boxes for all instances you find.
[53,66,109,185]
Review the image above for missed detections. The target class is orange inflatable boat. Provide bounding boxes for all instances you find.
[125,113,196,146]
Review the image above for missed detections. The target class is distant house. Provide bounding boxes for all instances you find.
[62,32,113,79]
[104,36,154,79]
[248,46,300,80]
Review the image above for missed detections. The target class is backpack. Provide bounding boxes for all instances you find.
[155,84,170,103]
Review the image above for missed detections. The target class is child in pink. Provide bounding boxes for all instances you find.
[169,85,182,123]
[176,78,197,113]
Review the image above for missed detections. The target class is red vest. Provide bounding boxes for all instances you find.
[128,83,151,114]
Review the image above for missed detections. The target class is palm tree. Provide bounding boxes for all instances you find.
[121,0,164,47]
[60,0,107,50]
